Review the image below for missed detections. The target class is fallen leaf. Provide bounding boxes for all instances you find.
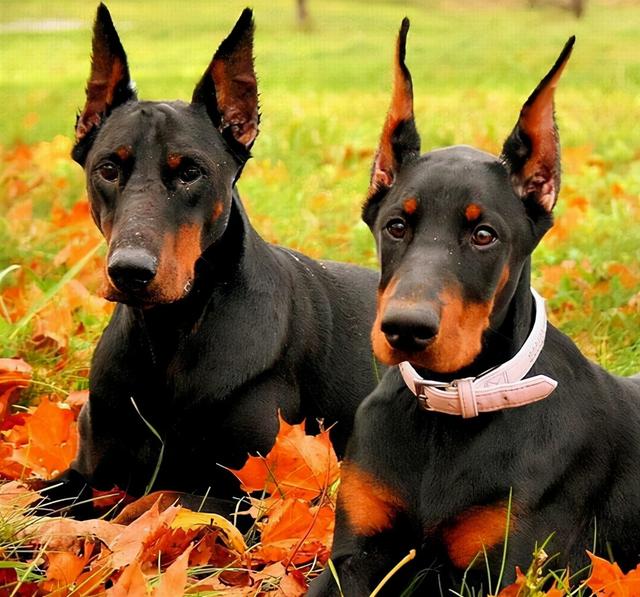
[0,480,41,511]
[253,498,333,566]
[152,544,193,597]
[6,397,78,479]
[274,567,307,596]
[110,500,180,569]
[108,560,148,597]
[171,508,247,553]
[42,540,95,595]
[0,567,39,596]
[31,515,124,552]
[231,415,339,501]
[586,552,640,596]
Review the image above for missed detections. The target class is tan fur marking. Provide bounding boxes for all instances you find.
[496,265,510,297]
[339,462,404,536]
[212,200,224,221]
[442,504,511,569]
[116,145,131,161]
[167,153,182,169]
[422,287,493,372]
[465,203,482,222]
[403,197,418,215]
[159,223,201,301]
[100,219,113,243]
[371,278,400,365]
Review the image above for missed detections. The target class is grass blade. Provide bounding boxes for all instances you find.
[8,241,103,339]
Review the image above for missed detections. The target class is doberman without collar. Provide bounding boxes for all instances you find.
[46,5,380,517]
[310,20,640,596]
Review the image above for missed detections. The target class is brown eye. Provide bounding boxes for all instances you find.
[471,225,498,247]
[98,162,119,182]
[178,164,202,184]
[386,218,407,239]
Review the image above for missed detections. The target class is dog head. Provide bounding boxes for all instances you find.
[365,19,574,373]
[73,4,259,305]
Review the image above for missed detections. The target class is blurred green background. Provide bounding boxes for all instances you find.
[0,0,639,374]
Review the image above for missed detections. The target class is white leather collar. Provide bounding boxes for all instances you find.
[399,288,557,418]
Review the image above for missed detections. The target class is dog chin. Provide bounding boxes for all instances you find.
[102,282,193,307]
[408,350,478,374]
[374,342,477,374]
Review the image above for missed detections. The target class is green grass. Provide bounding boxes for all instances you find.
[0,0,638,382]
[0,4,638,594]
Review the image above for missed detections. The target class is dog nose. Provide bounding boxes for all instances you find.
[381,307,439,353]
[107,248,157,292]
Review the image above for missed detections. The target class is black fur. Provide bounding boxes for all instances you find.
[310,27,640,596]
[47,5,379,517]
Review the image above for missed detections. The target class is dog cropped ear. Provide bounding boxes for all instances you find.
[75,4,136,149]
[368,18,421,201]
[501,37,574,214]
[192,8,259,153]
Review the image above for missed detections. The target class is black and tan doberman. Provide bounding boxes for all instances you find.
[46,5,380,517]
[310,21,640,596]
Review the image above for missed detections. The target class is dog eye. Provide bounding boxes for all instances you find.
[177,164,202,184]
[98,162,119,183]
[385,218,407,239]
[471,225,498,247]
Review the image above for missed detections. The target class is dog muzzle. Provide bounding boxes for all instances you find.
[399,288,558,418]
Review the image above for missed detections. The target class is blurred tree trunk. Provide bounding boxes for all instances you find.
[297,0,310,27]
[528,0,585,18]
[570,0,584,17]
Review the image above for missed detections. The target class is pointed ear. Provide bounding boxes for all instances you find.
[192,8,259,153]
[368,18,421,199]
[501,36,575,214]
[75,4,136,147]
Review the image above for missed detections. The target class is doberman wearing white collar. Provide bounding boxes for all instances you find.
[309,20,640,596]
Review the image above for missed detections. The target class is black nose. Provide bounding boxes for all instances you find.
[381,307,439,353]
[107,248,157,292]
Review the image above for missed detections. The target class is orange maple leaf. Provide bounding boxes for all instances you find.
[231,414,339,501]
[253,497,334,566]
[275,568,307,597]
[109,499,181,569]
[5,396,78,479]
[42,540,95,596]
[586,552,640,596]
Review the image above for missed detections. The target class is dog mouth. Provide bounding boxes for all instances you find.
[375,336,479,373]
[102,275,195,306]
